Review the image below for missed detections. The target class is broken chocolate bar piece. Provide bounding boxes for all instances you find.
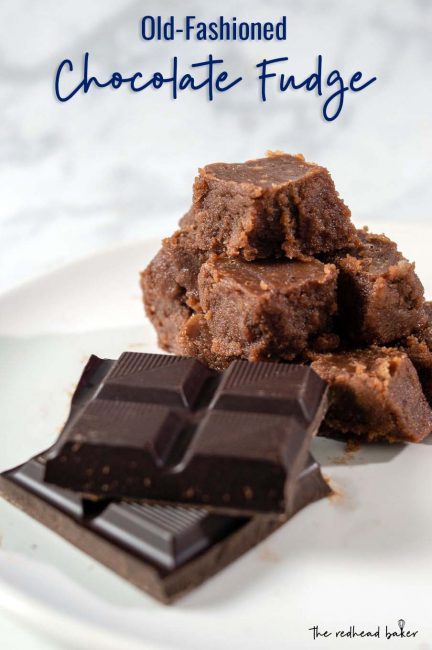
[190,153,357,260]
[197,255,338,362]
[44,353,328,514]
[311,347,432,442]
[331,229,426,344]
[0,453,329,603]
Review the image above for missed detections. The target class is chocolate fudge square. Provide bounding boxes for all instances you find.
[311,347,432,443]
[197,255,338,363]
[191,153,357,261]
[141,230,206,352]
[401,302,432,405]
[332,229,425,344]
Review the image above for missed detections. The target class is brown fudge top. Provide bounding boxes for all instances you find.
[204,256,335,296]
[338,229,404,276]
[198,255,338,364]
[312,347,404,378]
[192,152,356,261]
[201,154,319,188]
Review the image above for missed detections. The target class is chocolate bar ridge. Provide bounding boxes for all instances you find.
[0,453,329,603]
[44,353,328,515]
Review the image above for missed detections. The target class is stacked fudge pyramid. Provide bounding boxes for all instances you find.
[142,152,432,444]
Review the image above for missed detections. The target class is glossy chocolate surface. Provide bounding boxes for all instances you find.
[44,353,328,514]
[0,452,329,602]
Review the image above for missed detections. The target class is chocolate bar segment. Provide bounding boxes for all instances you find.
[210,362,327,422]
[97,353,214,408]
[92,502,240,570]
[44,353,328,514]
[0,454,330,603]
[191,153,357,260]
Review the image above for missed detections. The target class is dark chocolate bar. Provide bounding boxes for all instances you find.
[0,453,329,603]
[44,353,328,515]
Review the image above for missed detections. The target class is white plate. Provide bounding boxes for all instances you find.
[1,223,432,650]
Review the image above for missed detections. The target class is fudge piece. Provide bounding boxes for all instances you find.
[142,252,230,368]
[44,353,328,516]
[142,234,339,366]
[332,229,426,344]
[0,453,329,604]
[141,229,205,352]
[179,313,234,370]
[143,228,205,309]
[141,246,190,353]
[191,153,357,260]
[197,255,338,362]
[180,316,341,371]
[311,347,432,442]
[141,231,229,365]
[400,302,432,405]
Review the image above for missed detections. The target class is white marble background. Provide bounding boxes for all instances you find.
[0,0,431,293]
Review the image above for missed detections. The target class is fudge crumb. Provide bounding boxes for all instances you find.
[346,438,361,453]
[322,473,337,498]
[258,545,280,563]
